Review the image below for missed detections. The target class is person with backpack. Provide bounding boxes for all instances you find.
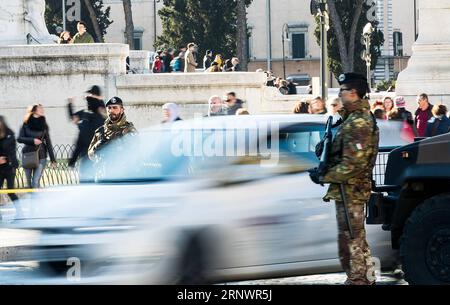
[170,52,183,73]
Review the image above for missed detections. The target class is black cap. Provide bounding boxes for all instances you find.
[338,73,370,93]
[106,97,123,107]
[86,85,102,97]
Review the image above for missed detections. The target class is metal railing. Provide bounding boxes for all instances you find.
[373,147,397,186]
[13,144,79,189]
[3,144,396,189]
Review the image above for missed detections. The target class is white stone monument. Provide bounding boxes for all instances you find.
[0,0,57,46]
[396,0,450,108]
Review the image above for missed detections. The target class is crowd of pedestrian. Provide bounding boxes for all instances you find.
[149,42,242,74]
[1,79,450,220]
[258,70,298,95]
[161,91,247,123]
[291,92,450,140]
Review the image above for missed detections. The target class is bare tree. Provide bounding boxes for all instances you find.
[236,0,249,71]
[83,0,104,42]
[327,0,365,72]
[122,0,135,50]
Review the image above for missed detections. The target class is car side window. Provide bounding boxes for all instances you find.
[284,131,323,154]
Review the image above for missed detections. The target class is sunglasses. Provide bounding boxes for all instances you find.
[339,88,352,93]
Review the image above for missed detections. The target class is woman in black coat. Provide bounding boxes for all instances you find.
[0,116,19,206]
[17,104,56,189]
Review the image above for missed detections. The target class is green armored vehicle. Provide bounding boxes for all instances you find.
[369,133,450,285]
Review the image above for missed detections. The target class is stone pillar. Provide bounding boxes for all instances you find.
[129,50,151,74]
[396,0,450,108]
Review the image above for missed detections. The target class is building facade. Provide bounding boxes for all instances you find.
[103,0,163,52]
[101,0,416,86]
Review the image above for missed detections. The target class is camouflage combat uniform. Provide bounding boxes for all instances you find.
[322,99,379,285]
[88,113,137,162]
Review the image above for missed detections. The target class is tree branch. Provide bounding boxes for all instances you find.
[236,0,248,71]
[348,0,365,72]
[327,0,350,72]
[122,0,135,50]
[83,0,104,42]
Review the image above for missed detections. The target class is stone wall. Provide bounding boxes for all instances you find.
[116,72,267,126]
[0,43,128,145]
[0,43,304,146]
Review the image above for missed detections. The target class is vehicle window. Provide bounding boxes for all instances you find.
[97,125,325,182]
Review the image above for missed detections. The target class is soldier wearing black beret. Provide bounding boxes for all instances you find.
[310,72,380,285]
[88,96,137,163]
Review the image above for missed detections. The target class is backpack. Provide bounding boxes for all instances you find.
[171,57,182,72]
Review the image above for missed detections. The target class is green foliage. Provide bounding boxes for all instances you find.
[314,1,384,76]
[156,0,252,58]
[375,79,396,92]
[45,0,113,42]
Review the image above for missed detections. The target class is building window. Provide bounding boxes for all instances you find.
[287,24,308,59]
[393,31,403,57]
[247,25,254,60]
[124,27,144,50]
[292,33,306,59]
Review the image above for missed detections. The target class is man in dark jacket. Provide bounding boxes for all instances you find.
[88,97,137,162]
[414,93,433,137]
[203,50,213,70]
[426,104,450,137]
[0,116,19,208]
[391,96,414,125]
[287,81,297,95]
[225,92,244,115]
[162,48,174,73]
[68,85,106,182]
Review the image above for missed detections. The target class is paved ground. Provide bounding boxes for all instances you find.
[227,273,408,285]
[0,259,407,285]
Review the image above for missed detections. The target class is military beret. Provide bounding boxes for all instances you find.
[106,97,123,107]
[338,73,367,85]
[338,73,371,93]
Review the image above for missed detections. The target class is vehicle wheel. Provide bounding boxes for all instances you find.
[175,235,210,285]
[400,193,450,285]
[40,260,71,276]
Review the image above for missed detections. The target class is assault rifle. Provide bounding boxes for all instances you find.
[316,116,354,239]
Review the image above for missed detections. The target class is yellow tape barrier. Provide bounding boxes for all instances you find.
[0,188,70,195]
[0,189,37,194]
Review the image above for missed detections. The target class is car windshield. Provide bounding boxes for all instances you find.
[95,123,325,182]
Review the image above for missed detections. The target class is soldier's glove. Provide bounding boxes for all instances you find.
[308,168,324,186]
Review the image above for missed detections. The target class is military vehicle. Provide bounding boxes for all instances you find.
[368,133,450,285]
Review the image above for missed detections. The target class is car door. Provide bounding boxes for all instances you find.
[204,127,340,268]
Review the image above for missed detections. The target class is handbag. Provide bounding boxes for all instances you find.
[22,131,45,170]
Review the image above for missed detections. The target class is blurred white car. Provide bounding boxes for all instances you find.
[3,115,404,283]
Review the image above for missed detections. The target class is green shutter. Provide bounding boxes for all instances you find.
[292,33,305,59]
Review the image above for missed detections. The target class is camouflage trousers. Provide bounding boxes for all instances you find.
[335,200,376,285]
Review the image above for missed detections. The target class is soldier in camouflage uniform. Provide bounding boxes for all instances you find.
[88,96,137,163]
[310,73,379,285]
